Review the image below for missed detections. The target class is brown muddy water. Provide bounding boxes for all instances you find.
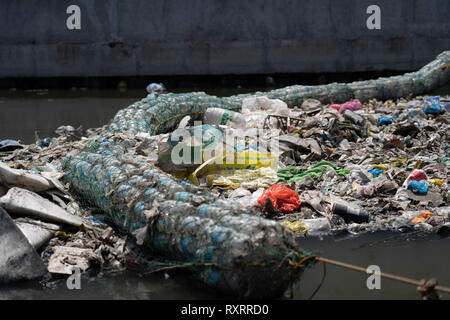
[0,88,449,300]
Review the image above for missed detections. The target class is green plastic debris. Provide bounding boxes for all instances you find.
[277,161,350,183]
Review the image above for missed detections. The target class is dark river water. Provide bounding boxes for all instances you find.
[0,87,449,300]
[1,232,449,300]
[0,88,257,144]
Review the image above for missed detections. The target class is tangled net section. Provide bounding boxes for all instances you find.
[61,51,449,298]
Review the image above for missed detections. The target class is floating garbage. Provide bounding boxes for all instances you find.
[424,96,443,114]
[332,203,369,224]
[407,180,429,195]
[257,184,301,213]
[203,108,247,128]
[0,51,449,298]
[0,140,23,152]
[146,83,166,94]
[330,99,362,113]
[404,170,429,195]
[278,161,350,183]
[378,116,393,126]
[411,211,433,225]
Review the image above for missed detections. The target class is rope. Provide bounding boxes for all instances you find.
[141,253,450,299]
[143,251,317,279]
[316,257,450,296]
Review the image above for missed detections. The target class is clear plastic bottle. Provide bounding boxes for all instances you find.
[203,108,247,128]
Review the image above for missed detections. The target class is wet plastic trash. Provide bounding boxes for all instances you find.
[404,170,428,185]
[241,96,290,128]
[403,170,429,195]
[424,104,442,115]
[330,99,362,113]
[257,184,301,213]
[3,51,446,296]
[378,116,393,126]
[368,168,384,178]
[0,139,23,152]
[203,108,247,128]
[146,83,166,94]
[207,167,278,190]
[407,180,429,195]
[429,179,444,187]
[277,161,350,183]
[284,220,308,233]
[344,110,365,125]
[410,211,433,225]
[235,188,264,208]
[356,184,376,198]
[332,203,369,223]
[301,99,322,112]
[39,137,51,148]
[424,96,443,114]
[302,218,332,236]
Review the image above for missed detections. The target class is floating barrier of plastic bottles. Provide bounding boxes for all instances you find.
[61,51,450,298]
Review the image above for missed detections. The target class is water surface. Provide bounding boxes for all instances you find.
[0,87,449,300]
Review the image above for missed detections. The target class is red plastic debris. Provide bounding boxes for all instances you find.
[257,184,301,213]
[405,170,428,185]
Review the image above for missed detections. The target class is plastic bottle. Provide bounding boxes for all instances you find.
[332,203,369,223]
[203,108,247,128]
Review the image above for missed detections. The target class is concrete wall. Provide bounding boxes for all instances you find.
[0,0,449,77]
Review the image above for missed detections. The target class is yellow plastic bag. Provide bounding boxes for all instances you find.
[371,164,389,171]
[284,221,309,233]
[429,179,444,186]
[390,157,407,167]
[188,151,277,185]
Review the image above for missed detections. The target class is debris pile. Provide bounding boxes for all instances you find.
[147,94,448,238]
[0,51,448,298]
[0,126,127,283]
